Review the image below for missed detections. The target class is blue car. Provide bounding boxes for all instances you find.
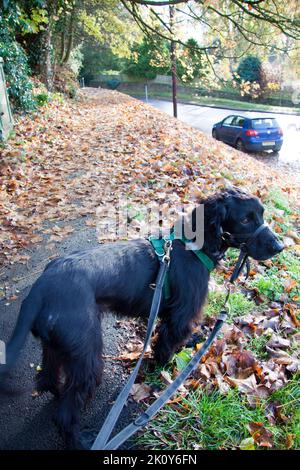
[212,115,283,153]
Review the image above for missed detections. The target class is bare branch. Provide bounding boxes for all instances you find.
[125,0,189,5]
[121,0,216,52]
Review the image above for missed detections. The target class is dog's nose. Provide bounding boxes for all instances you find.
[272,239,284,254]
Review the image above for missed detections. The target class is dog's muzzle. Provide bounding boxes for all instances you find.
[222,224,283,255]
[222,224,284,279]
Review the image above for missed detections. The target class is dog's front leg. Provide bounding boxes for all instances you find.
[153,313,193,365]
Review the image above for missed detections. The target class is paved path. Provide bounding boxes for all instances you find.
[144,99,300,172]
[0,218,140,450]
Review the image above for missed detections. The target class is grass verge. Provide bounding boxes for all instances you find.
[138,186,299,450]
[137,376,299,450]
[120,87,300,115]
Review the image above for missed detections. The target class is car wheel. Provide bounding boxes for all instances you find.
[236,139,245,152]
[212,129,218,140]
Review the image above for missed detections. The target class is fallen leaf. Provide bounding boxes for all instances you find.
[130,383,152,402]
[286,434,295,449]
[248,422,273,448]
[239,437,255,450]
[266,334,290,350]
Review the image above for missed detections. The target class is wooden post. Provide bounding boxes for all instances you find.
[0,57,14,140]
[169,5,177,118]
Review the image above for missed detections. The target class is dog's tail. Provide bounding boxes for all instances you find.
[0,293,41,378]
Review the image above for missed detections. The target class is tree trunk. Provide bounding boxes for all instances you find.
[169,5,177,118]
[60,29,66,64]
[40,20,53,90]
[62,8,75,64]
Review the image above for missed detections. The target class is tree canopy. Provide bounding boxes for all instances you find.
[0,0,299,108]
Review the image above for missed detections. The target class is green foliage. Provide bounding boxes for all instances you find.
[173,348,193,371]
[79,2,138,59]
[236,56,263,84]
[19,7,49,34]
[0,17,36,111]
[124,36,208,83]
[251,257,299,302]
[176,38,208,83]
[0,0,50,110]
[124,37,169,80]
[247,188,299,302]
[234,56,265,99]
[35,92,49,107]
[80,39,125,83]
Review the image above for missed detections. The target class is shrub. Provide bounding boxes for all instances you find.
[35,92,49,107]
[106,78,121,90]
[0,18,36,111]
[124,37,169,80]
[234,56,266,100]
[236,56,263,84]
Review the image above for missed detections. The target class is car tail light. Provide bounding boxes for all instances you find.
[278,128,283,136]
[245,129,258,136]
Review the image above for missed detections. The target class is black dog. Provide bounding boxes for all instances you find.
[0,188,283,448]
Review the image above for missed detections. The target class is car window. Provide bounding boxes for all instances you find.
[222,116,234,125]
[251,118,278,129]
[232,116,245,127]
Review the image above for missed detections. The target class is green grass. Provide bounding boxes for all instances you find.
[204,290,255,321]
[231,187,300,302]
[137,388,269,450]
[137,377,300,450]
[265,187,293,216]
[250,273,285,301]
[138,188,299,451]
[277,250,300,277]
[248,332,272,359]
[249,250,300,302]
[271,375,300,449]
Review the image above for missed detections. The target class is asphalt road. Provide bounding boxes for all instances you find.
[144,99,300,171]
[0,219,141,450]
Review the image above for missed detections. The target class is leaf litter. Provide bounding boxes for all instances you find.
[0,89,299,448]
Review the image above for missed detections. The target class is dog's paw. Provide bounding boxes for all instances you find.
[185,332,204,348]
[152,348,172,366]
[79,427,100,450]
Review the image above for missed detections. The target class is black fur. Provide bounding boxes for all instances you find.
[0,188,283,448]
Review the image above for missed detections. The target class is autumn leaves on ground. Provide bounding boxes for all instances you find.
[0,89,299,450]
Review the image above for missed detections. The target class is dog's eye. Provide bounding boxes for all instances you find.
[241,217,250,224]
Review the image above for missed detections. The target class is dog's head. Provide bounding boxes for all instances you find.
[200,188,284,261]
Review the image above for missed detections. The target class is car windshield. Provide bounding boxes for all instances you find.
[251,118,278,129]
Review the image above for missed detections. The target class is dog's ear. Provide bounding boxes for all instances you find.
[204,199,227,238]
[201,197,227,258]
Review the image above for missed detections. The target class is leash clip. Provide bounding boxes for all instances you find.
[162,239,172,265]
[217,310,228,322]
[223,281,234,315]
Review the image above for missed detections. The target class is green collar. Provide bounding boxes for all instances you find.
[149,234,215,300]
